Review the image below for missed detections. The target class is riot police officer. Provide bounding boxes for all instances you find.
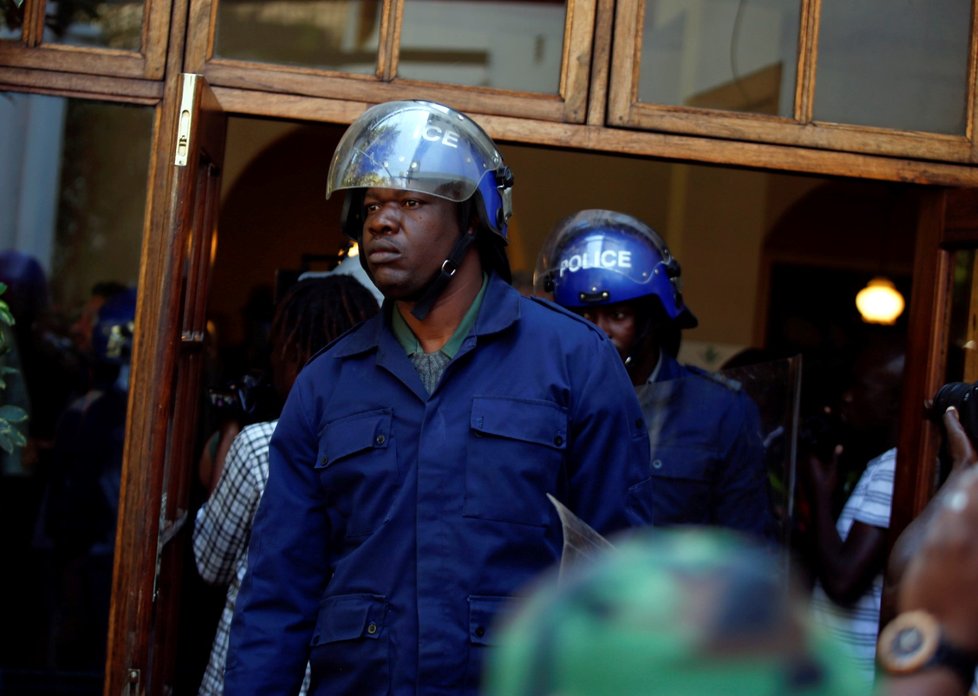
[535,209,775,540]
[225,103,652,695]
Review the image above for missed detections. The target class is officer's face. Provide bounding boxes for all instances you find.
[361,188,465,300]
[577,303,638,361]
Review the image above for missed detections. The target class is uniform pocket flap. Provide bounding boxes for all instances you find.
[318,409,392,468]
[470,397,567,449]
[312,593,388,646]
[468,595,511,646]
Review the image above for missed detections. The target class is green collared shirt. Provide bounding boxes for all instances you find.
[392,274,488,392]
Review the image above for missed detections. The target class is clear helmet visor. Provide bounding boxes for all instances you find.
[326,100,505,204]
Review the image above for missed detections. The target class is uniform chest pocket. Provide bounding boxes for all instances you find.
[647,445,715,525]
[317,409,399,539]
[465,397,568,527]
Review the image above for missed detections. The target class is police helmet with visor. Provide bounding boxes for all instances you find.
[534,209,697,329]
[326,100,513,243]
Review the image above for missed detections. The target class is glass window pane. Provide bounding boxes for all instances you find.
[638,0,801,117]
[0,92,150,694]
[1,0,26,40]
[815,0,970,134]
[946,249,978,385]
[215,0,381,74]
[42,0,144,50]
[398,0,565,92]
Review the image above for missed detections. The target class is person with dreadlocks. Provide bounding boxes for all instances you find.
[192,274,379,696]
[223,101,652,696]
[534,209,776,542]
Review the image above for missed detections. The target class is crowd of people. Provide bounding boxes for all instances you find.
[7,98,977,695]
[198,99,978,695]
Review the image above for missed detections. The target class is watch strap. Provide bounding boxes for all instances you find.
[931,635,978,689]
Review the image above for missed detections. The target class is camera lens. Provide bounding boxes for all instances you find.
[932,382,975,418]
[930,381,978,447]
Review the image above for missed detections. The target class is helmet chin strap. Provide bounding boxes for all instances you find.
[409,228,477,321]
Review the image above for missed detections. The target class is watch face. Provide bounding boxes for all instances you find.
[878,611,940,674]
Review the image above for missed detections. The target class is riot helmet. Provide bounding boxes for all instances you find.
[326,100,513,242]
[534,209,697,329]
[92,287,136,365]
[326,100,514,319]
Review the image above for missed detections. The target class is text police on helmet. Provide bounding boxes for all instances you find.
[534,209,697,329]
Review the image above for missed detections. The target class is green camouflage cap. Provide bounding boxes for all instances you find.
[485,527,873,696]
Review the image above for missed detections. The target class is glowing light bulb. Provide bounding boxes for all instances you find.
[855,277,905,325]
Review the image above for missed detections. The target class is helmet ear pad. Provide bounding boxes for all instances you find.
[461,191,512,283]
[473,165,514,241]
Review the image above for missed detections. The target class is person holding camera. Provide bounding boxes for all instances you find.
[877,394,978,695]
[192,275,380,695]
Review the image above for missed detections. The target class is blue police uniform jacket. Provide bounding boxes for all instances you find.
[225,273,653,696]
[637,352,776,540]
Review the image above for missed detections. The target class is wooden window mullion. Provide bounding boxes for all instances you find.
[379,0,401,81]
[794,0,820,124]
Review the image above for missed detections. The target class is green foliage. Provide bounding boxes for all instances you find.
[0,282,28,453]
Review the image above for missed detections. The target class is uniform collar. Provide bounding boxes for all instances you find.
[646,351,683,383]
[391,274,488,359]
[332,272,520,359]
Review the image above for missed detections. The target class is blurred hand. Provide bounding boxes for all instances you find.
[943,405,978,474]
[897,407,978,655]
[803,443,843,501]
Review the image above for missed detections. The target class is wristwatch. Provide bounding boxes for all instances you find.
[877,610,978,687]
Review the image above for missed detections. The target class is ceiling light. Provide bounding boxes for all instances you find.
[855,277,905,325]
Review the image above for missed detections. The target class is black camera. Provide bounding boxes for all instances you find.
[928,381,978,445]
[207,370,278,422]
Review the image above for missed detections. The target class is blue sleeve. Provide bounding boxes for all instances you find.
[224,377,329,694]
[562,333,653,535]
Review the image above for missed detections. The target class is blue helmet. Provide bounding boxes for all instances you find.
[326,100,514,242]
[534,210,697,328]
[92,287,137,364]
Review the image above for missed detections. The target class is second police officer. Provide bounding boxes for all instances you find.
[535,209,776,541]
[224,104,654,695]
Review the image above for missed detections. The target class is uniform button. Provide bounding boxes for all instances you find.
[652,459,663,469]
[475,626,486,638]
[367,622,378,635]
[321,456,328,465]
[554,435,564,447]
[375,434,386,445]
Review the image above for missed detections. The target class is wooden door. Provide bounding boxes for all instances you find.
[890,188,978,548]
[106,73,226,696]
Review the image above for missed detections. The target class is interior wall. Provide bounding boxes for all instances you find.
[498,145,673,276]
[212,118,348,352]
